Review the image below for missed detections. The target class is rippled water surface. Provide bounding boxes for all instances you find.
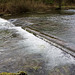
[7,9,75,44]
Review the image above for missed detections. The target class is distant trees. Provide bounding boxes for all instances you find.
[41,0,63,9]
[66,0,75,4]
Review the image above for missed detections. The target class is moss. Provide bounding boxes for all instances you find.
[0,71,27,75]
[19,71,27,75]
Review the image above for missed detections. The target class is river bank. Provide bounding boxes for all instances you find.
[1,6,75,18]
[0,0,75,16]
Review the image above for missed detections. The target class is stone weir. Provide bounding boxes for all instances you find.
[25,26,75,57]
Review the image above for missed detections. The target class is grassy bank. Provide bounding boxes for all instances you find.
[0,0,75,15]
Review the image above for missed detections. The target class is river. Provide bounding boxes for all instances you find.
[0,9,75,75]
[7,9,75,44]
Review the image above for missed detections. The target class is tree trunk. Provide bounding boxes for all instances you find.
[58,0,62,9]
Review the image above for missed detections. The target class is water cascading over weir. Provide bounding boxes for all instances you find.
[0,18,75,75]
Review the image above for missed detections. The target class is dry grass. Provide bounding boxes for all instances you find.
[0,0,48,14]
[0,0,75,14]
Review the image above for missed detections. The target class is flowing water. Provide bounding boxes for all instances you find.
[0,9,75,75]
[7,9,75,45]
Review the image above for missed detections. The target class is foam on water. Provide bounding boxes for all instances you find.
[13,26,75,69]
[0,18,14,28]
[0,18,75,71]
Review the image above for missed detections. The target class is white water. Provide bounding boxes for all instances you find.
[0,18,14,28]
[0,18,75,72]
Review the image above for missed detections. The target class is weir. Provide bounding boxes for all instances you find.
[0,18,75,75]
[26,27,75,57]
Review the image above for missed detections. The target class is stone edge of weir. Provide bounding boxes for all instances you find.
[25,26,75,57]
